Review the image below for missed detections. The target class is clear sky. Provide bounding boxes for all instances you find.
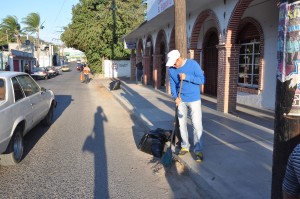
[0,0,80,45]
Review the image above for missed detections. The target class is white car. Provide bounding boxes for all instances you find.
[31,67,49,80]
[0,72,57,165]
[61,65,70,72]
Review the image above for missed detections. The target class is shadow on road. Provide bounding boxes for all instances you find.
[82,106,109,198]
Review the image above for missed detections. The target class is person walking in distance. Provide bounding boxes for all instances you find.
[4,62,10,71]
[166,49,205,163]
[83,64,90,84]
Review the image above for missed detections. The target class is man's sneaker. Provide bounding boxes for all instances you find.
[178,148,189,157]
[195,152,204,163]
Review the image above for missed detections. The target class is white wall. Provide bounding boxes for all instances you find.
[104,60,131,78]
[238,0,279,110]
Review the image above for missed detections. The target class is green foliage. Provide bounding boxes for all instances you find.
[61,0,146,73]
[0,15,22,43]
[22,12,43,34]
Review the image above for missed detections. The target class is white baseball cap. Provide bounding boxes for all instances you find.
[166,50,180,66]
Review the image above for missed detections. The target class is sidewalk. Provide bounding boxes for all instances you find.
[94,77,274,199]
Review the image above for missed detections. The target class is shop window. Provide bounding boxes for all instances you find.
[238,41,260,89]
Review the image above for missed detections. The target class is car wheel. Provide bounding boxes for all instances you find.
[42,103,54,126]
[0,126,24,166]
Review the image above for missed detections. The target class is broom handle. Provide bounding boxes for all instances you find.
[169,79,183,150]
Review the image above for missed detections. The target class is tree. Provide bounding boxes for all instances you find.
[0,15,22,49]
[22,12,44,65]
[61,0,146,73]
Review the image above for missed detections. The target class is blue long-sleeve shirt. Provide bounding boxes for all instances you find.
[168,59,205,102]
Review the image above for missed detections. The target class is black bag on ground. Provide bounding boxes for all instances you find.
[109,80,121,90]
[138,128,172,158]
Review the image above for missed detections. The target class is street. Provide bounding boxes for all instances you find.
[0,63,205,199]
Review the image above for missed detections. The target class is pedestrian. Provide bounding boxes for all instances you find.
[4,62,10,71]
[166,49,205,163]
[136,62,143,84]
[282,143,300,199]
[83,64,90,84]
[24,64,29,74]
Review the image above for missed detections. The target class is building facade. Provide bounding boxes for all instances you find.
[123,0,280,113]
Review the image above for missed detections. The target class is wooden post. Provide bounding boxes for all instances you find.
[271,0,300,198]
[174,0,187,58]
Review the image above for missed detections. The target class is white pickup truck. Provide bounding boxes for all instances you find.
[0,72,57,166]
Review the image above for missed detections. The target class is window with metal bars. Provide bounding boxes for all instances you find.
[238,42,260,89]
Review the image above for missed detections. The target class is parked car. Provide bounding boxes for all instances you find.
[31,67,49,80]
[46,66,58,76]
[62,65,70,72]
[0,72,57,165]
[54,66,62,75]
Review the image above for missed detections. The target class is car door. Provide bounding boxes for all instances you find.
[16,75,49,126]
[10,77,34,132]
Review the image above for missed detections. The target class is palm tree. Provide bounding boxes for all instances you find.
[0,15,22,49]
[22,12,44,65]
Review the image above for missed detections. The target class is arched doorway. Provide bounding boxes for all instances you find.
[203,29,218,96]
[145,36,153,86]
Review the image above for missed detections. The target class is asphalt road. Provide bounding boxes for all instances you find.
[0,63,206,199]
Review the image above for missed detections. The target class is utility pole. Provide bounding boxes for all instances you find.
[174,0,187,58]
[111,0,116,60]
[271,0,300,198]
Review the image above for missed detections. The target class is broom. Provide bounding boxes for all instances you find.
[161,80,182,167]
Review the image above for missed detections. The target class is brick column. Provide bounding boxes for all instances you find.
[143,55,150,85]
[217,44,240,113]
[130,49,136,81]
[228,44,240,114]
[153,54,162,89]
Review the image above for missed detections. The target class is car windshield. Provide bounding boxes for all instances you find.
[0,79,5,101]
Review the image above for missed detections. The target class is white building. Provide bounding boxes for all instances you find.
[123,0,283,113]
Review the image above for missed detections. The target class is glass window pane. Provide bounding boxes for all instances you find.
[12,77,24,101]
[245,45,253,54]
[245,55,252,64]
[253,75,259,85]
[239,64,246,73]
[239,55,246,64]
[16,75,40,97]
[254,55,260,65]
[246,65,252,74]
[253,65,259,74]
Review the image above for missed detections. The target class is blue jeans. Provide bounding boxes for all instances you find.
[177,100,203,153]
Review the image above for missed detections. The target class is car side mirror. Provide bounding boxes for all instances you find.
[41,87,46,93]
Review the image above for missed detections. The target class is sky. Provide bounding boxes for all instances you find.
[0,0,80,45]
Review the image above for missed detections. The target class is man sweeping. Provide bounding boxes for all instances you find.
[166,49,205,163]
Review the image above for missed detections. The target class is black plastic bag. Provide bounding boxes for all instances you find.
[138,128,171,158]
[109,80,121,90]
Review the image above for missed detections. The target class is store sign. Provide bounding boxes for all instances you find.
[147,0,174,21]
[125,41,136,49]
